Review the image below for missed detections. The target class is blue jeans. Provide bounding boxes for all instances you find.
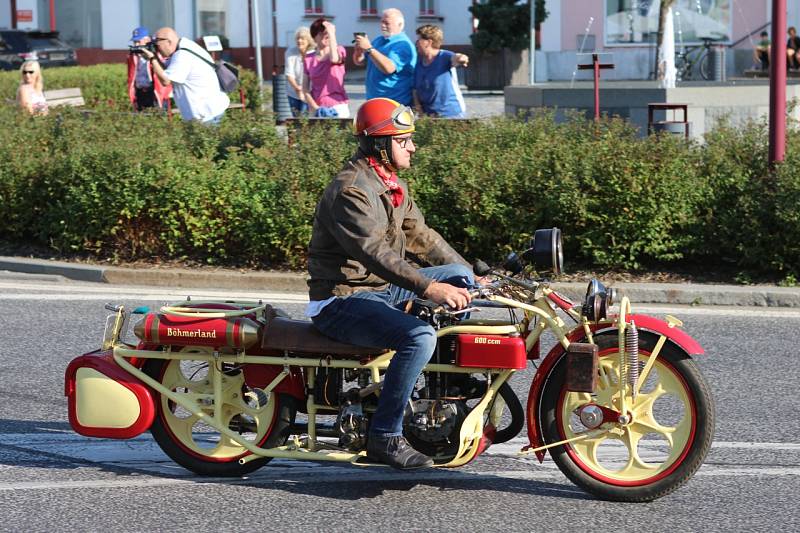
[311,264,475,437]
[288,95,308,116]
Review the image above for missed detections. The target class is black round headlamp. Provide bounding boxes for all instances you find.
[522,228,563,275]
[582,278,615,322]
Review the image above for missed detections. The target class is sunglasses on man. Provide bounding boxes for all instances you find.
[393,136,414,149]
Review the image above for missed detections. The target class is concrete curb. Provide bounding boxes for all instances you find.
[2,255,799,308]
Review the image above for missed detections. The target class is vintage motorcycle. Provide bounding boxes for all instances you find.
[65,228,714,502]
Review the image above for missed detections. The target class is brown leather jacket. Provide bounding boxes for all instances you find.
[307,156,470,301]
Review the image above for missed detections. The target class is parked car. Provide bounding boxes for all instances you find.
[0,29,78,71]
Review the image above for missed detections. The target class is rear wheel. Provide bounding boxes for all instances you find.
[699,52,712,80]
[144,348,296,476]
[675,53,691,81]
[540,332,714,501]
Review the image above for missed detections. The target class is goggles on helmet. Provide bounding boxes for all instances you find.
[358,104,415,136]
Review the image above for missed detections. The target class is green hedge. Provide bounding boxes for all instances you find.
[0,103,798,280]
[0,63,264,110]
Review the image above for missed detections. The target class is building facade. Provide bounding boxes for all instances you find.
[0,0,474,76]
[1,1,797,80]
[538,1,793,80]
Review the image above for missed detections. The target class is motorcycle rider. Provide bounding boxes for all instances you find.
[306,97,475,470]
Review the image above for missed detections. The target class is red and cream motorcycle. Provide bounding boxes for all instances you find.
[65,228,714,502]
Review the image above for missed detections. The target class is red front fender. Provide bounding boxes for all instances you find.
[524,314,705,462]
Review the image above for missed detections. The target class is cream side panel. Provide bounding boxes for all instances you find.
[76,367,140,428]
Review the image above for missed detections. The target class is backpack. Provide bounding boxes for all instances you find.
[181,46,240,93]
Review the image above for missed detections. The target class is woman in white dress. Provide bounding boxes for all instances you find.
[285,27,314,116]
[17,60,48,115]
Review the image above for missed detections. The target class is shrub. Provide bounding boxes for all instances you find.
[0,102,797,279]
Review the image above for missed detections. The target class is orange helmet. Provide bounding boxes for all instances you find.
[353,98,415,137]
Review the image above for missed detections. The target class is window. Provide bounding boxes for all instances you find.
[53,0,102,48]
[196,0,228,39]
[605,0,731,46]
[141,0,174,35]
[420,0,435,16]
[361,0,378,16]
[305,0,324,15]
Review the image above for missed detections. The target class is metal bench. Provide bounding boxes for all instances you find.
[43,87,85,108]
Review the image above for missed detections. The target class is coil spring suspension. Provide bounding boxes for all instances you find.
[626,321,639,399]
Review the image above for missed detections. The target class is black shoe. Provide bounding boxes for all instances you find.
[366,435,434,470]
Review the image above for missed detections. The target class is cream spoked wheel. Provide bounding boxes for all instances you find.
[144,347,296,476]
[540,332,714,502]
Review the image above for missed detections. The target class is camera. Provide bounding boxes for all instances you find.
[128,41,157,55]
[352,32,366,44]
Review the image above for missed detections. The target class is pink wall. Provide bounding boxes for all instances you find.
[561,0,604,51]
[558,0,768,51]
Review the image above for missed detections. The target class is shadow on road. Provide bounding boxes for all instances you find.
[0,418,591,501]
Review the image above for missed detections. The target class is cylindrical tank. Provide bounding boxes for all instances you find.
[272,73,293,124]
[133,314,261,349]
[709,45,726,81]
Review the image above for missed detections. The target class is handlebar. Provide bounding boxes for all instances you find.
[429,288,485,315]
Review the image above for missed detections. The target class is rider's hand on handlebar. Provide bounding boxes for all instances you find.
[423,281,472,311]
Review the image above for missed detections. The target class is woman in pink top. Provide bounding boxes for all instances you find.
[303,17,350,118]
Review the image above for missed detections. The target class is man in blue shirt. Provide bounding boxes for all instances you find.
[354,8,417,106]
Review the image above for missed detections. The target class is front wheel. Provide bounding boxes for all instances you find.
[144,348,296,476]
[539,331,714,502]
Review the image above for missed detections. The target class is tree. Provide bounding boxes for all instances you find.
[655,0,676,80]
[469,0,549,54]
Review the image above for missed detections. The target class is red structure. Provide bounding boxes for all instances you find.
[577,53,615,121]
[769,0,787,166]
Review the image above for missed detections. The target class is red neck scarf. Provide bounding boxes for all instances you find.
[367,157,405,207]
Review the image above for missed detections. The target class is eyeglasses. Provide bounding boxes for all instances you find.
[22,70,34,74]
[393,136,414,149]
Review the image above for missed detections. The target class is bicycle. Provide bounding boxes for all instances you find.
[675,37,719,81]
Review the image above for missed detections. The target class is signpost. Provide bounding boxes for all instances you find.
[577,53,614,121]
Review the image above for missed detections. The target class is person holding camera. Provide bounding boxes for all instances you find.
[353,8,417,106]
[127,26,171,111]
[139,27,230,124]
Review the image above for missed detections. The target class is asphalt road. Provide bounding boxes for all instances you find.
[0,273,798,531]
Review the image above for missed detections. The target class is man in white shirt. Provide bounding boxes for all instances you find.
[141,27,229,124]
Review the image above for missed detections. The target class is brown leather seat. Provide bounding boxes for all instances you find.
[261,315,388,358]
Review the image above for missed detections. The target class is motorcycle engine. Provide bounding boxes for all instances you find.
[404,398,467,443]
[336,390,368,451]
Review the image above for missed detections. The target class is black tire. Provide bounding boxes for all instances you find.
[675,53,691,81]
[405,381,523,462]
[491,382,525,444]
[699,52,712,80]
[539,331,714,502]
[144,357,296,476]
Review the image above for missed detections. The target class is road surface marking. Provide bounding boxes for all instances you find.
[0,433,797,491]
